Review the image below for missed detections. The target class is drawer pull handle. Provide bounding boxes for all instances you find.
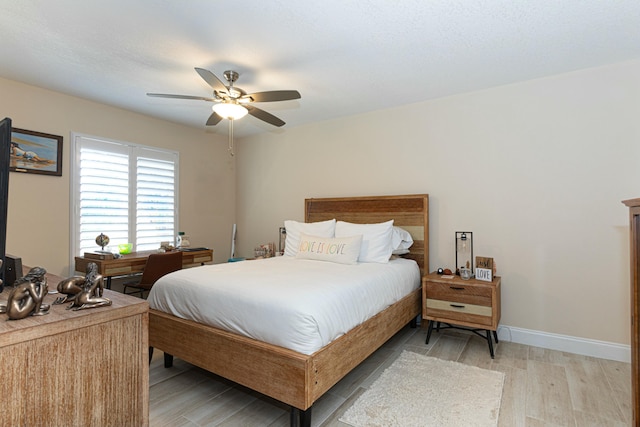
[450,286,465,290]
[450,304,465,308]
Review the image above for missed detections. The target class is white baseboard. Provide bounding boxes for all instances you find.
[497,325,631,363]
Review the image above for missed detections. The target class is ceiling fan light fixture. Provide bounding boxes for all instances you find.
[212,102,248,120]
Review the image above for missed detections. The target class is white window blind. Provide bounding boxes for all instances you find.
[136,153,176,250]
[71,134,178,258]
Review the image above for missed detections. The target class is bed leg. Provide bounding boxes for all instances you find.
[289,407,312,427]
[148,346,154,364]
[410,315,418,328]
[164,352,174,368]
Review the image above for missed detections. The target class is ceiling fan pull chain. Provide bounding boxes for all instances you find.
[228,119,235,156]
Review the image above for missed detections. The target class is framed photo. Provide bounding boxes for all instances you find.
[10,128,63,176]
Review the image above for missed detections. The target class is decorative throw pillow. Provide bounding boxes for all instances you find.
[335,220,394,263]
[283,219,336,257]
[295,233,363,264]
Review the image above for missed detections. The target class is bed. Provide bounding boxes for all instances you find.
[148,194,429,426]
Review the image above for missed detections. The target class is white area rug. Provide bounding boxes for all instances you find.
[340,350,504,427]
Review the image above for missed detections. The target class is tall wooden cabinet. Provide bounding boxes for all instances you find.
[623,198,640,426]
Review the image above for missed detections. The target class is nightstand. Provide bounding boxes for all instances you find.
[422,272,501,358]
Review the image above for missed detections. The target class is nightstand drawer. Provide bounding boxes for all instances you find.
[425,298,493,327]
[425,282,492,306]
[426,298,492,316]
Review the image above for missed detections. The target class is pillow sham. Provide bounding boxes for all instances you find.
[335,220,394,263]
[391,226,414,253]
[284,219,336,257]
[295,233,363,264]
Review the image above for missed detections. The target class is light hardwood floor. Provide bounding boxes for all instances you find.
[149,325,632,426]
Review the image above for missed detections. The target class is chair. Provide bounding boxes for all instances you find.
[123,251,183,298]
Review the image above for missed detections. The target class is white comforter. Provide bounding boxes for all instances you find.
[148,256,420,355]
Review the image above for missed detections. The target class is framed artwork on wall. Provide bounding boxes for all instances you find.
[10,127,63,176]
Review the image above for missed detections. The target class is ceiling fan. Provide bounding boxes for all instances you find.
[147,68,301,127]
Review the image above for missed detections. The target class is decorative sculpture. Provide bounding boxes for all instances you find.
[0,266,51,320]
[54,270,87,305]
[58,262,111,311]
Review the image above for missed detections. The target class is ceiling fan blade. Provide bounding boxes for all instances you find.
[147,93,217,102]
[195,67,228,92]
[247,90,301,103]
[246,105,286,127]
[206,112,223,126]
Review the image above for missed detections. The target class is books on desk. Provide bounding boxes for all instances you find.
[84,252,115,260]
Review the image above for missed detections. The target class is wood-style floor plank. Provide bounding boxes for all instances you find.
[495,363,527,427]
[149,326,631,427]
[565,358,626,422]
[525,359,575,426]
[600,358,633,425]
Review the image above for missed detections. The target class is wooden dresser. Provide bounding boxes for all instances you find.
[623,198,640,426]
[0,273,149,426]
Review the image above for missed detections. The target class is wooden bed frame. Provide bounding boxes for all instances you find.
[149,194,429,426]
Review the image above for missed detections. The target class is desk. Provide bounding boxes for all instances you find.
[75,248,213,289]
[0,270,149,426]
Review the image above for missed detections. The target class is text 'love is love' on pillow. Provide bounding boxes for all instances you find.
[295,233,363,264]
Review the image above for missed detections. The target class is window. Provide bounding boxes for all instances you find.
[70,134,179,258]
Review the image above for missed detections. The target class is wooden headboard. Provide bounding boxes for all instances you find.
[305,194,429,275]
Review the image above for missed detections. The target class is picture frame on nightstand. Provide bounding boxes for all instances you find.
[475,256,495,282]
[476,268,492,282]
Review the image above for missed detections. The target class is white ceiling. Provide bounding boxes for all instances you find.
[1,1,639,138]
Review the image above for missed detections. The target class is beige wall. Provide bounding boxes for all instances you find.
[236,60,640,346]
[2,59,637,350]
[0,77,235,277]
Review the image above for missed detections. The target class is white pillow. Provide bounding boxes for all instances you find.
[392,226,414,254]
[392,248,410,255]
[295,233,363,264]
[284,219,336,257]
[335,220,394,263]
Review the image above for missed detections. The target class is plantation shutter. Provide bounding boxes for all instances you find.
[136,149,176,251]
[71,134,178,258]
[76,138,129,255]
